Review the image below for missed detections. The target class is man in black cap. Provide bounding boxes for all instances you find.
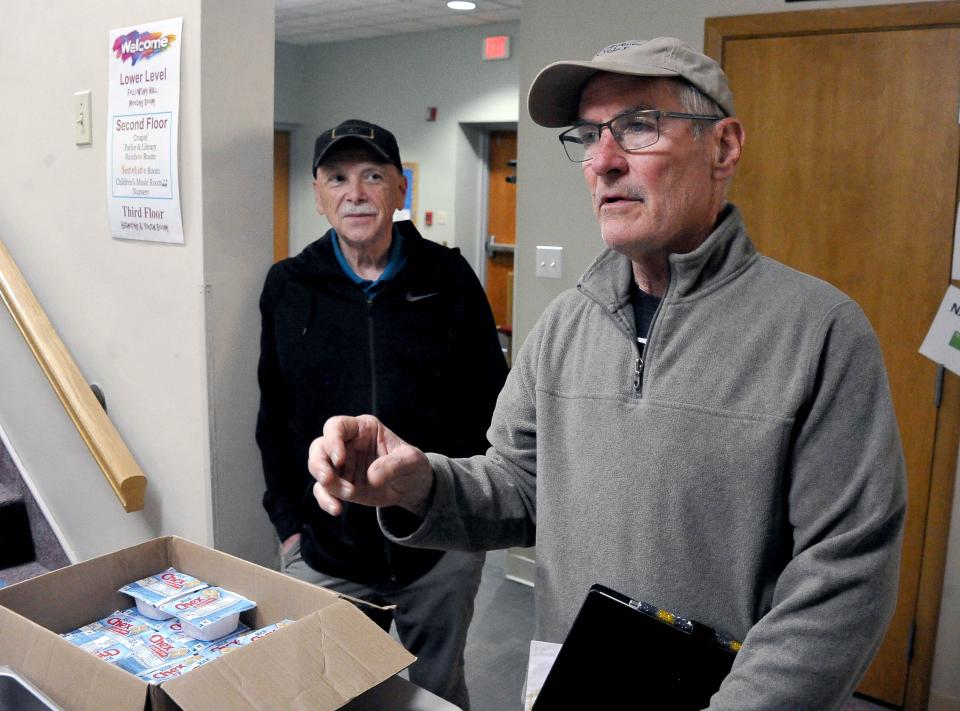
[256,118,508,708]
[307,40,907,710]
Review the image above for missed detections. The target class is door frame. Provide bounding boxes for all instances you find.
[273,128,291,263]
[705,4,960,708]
[475,129,492,285]
[468,122,519,286]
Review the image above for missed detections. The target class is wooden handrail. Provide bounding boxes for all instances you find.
[0,240,146,512]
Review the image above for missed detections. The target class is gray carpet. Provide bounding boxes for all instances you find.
[464,549,535,711]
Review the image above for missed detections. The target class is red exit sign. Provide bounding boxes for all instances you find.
[484,35,511,61]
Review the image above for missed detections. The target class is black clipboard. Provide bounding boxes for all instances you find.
[532,584,739,710]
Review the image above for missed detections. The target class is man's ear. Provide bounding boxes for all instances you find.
[712,118,745,180]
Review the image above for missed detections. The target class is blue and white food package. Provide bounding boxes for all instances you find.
[118,606,165,628]
[62,610,156,642]
[65,616,257,678]
[119,567,209,620]
[234,619,295,648]
[137,653,211,684]
[71,632,135,666]
[203,620,293,657]
[155,616,246,652]
[158,587,256,641]
[115,630,197,676]
[200,623,256,657]
[154,616,192,637]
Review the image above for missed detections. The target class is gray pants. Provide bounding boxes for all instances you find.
[283,540,484,710]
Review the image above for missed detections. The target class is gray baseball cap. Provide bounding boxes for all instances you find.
[527,37,734,127]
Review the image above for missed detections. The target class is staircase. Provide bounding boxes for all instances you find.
[0,441,70,588]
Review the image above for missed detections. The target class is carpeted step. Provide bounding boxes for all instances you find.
[0,560,49,587]
[0,483,17,505]
[0,443,70,577]
[0,483,36,569]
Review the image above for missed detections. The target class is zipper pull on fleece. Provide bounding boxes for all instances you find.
[634,335,648,393]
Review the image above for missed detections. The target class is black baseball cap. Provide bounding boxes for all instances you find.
[312,119,403,176]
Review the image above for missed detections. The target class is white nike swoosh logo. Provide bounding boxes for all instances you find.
[406,291,440,302]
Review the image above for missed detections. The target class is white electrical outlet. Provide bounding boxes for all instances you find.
[536,246,562,279]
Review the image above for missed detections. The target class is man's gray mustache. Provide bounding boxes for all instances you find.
[340,205,379,217]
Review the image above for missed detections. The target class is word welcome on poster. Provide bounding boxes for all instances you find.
[107,17,184,244]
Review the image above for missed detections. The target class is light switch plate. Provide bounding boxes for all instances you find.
[74,90,92,145]
[536,245,563,279]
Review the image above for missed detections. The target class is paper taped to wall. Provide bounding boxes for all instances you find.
[919,284,960,375]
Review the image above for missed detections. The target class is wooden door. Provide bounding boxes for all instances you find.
[273,130,290,263]
[707,4,960,707]
[485,131,517,333]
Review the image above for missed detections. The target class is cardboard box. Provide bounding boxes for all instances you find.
[0,536,414,710]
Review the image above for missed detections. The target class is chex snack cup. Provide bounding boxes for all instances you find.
[119,567,209,621]
[159,586,256,641]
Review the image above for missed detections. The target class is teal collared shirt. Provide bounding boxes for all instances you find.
[331,225,407,298]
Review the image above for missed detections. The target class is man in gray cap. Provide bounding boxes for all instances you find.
[307,41,906,709]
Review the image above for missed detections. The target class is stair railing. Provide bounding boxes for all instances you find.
[0,240,146,512]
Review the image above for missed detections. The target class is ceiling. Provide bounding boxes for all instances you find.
[275,0,522,45]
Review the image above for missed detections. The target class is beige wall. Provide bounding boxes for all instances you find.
[0,0,275,566]
[515,0,957,706]
[199,0,277,565]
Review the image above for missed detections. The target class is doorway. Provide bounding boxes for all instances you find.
[483,130,518,364]
[706,4,960,707]
[477,127,534,582]
[273,129,290,263]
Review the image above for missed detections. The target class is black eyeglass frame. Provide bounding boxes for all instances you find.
[558,110,723,163]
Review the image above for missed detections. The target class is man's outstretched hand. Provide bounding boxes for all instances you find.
[308,415,434,518]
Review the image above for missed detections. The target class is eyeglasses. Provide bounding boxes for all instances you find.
[558,109,722,162]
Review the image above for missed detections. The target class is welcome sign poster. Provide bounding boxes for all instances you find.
[106,17,184,243]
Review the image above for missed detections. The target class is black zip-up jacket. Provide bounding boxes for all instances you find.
[256,221,508,585]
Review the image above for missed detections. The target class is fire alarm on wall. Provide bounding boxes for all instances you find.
[426,107,438,122]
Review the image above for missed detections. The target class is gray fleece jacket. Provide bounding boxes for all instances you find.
[382,205,906,710]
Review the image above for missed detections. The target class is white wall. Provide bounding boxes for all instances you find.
[515,0,958,706]
[275,21,520,268]
[0,0,275,566]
